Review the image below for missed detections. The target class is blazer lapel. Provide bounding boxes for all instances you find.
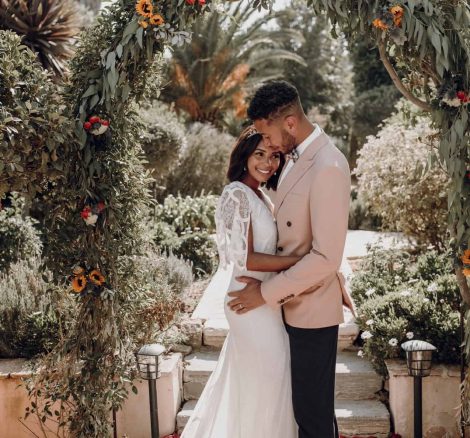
[274,133,330,217]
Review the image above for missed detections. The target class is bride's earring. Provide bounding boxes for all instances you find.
[243,166,247,172]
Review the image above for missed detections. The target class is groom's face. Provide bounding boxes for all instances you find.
[253,118,296,154]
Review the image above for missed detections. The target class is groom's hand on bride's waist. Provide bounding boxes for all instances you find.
[227,277,264,314]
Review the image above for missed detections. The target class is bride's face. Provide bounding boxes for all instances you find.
[246,140,281,184]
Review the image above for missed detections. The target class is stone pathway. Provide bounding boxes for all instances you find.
[176,230,406,437]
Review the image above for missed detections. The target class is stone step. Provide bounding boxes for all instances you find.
[176,399,390,436]
[202,309,359,350]
[336,400,390,437]
[183,350,382,401]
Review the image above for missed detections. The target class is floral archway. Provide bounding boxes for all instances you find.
[1,0,469,435]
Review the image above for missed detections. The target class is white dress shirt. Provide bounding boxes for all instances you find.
[278,124,323,186]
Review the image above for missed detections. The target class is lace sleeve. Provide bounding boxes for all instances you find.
[215,184,251,271]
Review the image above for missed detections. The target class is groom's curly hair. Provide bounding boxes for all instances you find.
[247,81,301,121]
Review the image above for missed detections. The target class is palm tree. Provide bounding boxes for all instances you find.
[161,1,306,127]
[0,0,81,76]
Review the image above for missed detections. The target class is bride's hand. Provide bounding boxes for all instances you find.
[227,277,264,314]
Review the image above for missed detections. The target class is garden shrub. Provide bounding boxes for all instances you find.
[171,231,218,278]
[0,258,75,358]
[163,122,234,198]
[355,102,449,249]
[154,193,218,235]
[150,193,219,277]
[0,194,42,272]
[0,30,72,198]
[348,186,382,231]
[138,101,187,200]
[351,246,461,376]
[117,250,192,345]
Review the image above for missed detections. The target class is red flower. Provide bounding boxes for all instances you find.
[185,0,195,4]
[89,116,100,124]
[83,121,92,130]
[80,206,92,219]
[198,0,206,4]
[457,91,469,103]
[101,120,110,126]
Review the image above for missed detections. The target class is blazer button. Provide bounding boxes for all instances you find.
[287,221,292,227]
[277,246,283,252]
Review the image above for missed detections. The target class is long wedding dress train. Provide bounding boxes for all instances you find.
[181,181,297,438]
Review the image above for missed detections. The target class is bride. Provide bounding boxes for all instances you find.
[181,126,299,437]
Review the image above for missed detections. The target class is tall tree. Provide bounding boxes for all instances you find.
[276,5,349,112]
[161,1,306,128]
[348,39,401,170]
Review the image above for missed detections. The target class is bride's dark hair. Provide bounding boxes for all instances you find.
[227,126,285,191]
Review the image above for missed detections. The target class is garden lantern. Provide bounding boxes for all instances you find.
[136,343,165,438]
[401,340,436,438]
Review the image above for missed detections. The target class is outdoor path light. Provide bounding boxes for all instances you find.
[136,343,166,438]
[401,339,437,438]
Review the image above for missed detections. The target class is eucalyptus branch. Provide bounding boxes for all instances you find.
[378,41,433,112]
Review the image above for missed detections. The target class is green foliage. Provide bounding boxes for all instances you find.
[0,258,75,358]
[138,101,187,198]
[0,194,42,272]
[351,84,401,142]
[171,231,218,278]
[348,187,382,231]
[151,193,219,277]
[351,246,461,376]
[355,102,449,248]
[161,2,305,127]
[154,192,218,235]
[0,31,73,197]
[27,0,212,435]
[164,123,234,197]
[276,5,350,113]
[0,0,81,75]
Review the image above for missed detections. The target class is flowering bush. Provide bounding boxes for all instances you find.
[355,102,449,249]
[352,245,460,376]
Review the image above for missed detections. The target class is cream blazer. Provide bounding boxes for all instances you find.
[261,132,353,328]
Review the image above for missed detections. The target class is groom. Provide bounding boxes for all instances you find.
[227,81,352,438]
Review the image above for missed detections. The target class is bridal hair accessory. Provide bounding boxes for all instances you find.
[245,126,259,139]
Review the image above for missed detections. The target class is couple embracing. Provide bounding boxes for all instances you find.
[181,81,355,438]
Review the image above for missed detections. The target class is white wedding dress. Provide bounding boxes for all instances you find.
[181,181,297,438]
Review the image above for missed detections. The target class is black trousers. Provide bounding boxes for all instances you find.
[285,322,339,438]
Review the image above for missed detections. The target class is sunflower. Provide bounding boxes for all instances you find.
[139,19,149,28]
[72,275,87,293]
[461,249,470,265]
[149,13,164,26]
[463,268,470,277]
[136,0,153,18]
[89,269,106,286]
[373,18,389,30]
